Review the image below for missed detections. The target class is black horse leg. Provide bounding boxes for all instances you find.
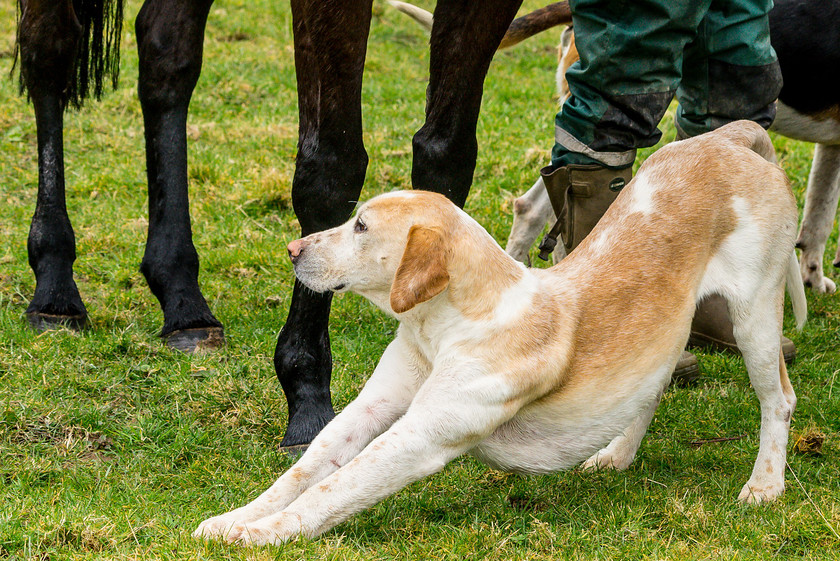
[412,0,523,206]
[136,0,223,352]
[276,0,372,449]
[18,0,88,330]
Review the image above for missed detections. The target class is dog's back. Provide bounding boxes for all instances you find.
[558,122,796,303]
[480,123,801,484]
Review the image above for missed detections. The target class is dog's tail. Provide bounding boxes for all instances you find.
[787,251,808,330]
[387,1,573,49]
[712,120,778,164]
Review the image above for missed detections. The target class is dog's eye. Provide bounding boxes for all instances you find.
[354,218,367,233]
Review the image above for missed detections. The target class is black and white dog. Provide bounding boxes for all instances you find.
[769,0,840,292]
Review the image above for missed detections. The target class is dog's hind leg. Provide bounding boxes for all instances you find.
[581,369,671,471]
[796,143,840,293]
[728,291,793,504]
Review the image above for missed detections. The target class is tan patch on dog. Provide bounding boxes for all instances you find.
[556,29,578,103]
[447,235,525,321]
[546,130,792,389]
[390,226,450,313]
[814,104,840,123]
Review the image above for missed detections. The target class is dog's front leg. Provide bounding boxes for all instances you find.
[507,177,554,263]
[194,339,419,539]
[506,176,564,264]
[224,369,522,545]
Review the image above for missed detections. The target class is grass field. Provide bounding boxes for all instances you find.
[1,1,839,559]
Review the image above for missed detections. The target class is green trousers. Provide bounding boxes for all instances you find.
[552,0,783,168]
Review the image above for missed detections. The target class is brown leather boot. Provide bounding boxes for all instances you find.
[538,163,700,383]
[689,294,796,364]
[538,164,632,257]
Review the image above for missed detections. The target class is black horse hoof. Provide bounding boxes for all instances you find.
[277,443,309,458]
[27,312,88,332]
[164,326,225,353]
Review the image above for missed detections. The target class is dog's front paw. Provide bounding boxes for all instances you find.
[737,480,784,504]
[225,523,273,546]
[193,514,241,540]
[818,276,836,294]
[801,260,836,294]
[224,513,305,547]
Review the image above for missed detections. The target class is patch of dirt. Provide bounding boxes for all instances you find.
[793,430,826,456]
[8,417,114,460]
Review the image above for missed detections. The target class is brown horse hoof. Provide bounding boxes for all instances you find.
[164,326,225,353]
[27,312,88,332]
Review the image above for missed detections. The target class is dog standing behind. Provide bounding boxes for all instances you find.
[505,0,840,290]
[194,121,806,546]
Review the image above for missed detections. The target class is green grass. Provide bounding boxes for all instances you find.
[1,1,840,559]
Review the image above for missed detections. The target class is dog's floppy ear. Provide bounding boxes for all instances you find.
[390,225,450,314]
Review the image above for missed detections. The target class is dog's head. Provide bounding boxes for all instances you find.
[288,191,457,315]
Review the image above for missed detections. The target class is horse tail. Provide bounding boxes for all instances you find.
[13,0,124,108]
[388,1,572,51]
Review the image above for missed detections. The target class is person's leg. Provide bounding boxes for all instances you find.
[542,0,713,258]
[552,0,713,171]
[542,0,713,382]
[675,0,781,138]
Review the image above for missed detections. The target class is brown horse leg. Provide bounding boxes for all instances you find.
[135,0,224,352]
[19,0,88,331]
[275,0,373,449]
[412,0,523,206]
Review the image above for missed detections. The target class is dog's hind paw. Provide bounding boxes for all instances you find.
[737,480,784,504]
[582,448,633,471]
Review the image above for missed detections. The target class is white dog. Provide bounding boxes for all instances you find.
[195,121,805,546]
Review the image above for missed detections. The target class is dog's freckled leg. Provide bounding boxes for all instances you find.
[732,297,791,504]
